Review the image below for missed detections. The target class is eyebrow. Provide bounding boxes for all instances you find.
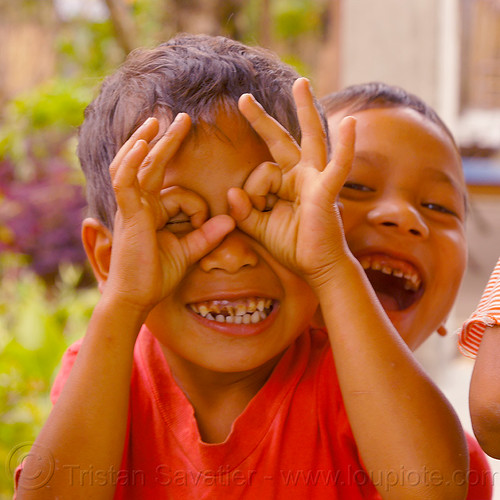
[422,166,463,190]
[354,150,389,166]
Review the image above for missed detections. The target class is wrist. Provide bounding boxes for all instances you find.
[307,250,360,292]
[95,292,151,334]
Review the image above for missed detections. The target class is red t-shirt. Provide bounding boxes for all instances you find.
[20,327,493,499]
[50,327,380,499]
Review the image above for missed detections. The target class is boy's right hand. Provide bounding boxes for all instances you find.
[229,80,355,291]
[105,115,234,314]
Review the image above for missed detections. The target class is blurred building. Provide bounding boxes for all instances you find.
[337,0,500,148]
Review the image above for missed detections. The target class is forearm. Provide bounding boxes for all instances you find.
[470,325,500,458]
[317,255,468,500]
[18,297,147,499]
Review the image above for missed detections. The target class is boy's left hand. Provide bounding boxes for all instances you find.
[229,78,356,289]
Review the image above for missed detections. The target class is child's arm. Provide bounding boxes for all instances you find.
[230,78,468,500]
[469,325,500,458]
[17,115,234,499]
[460,257,500,458]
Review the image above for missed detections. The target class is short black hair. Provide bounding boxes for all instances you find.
[320,82,457,146]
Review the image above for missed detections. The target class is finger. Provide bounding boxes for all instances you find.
[238,94,300,172]
[138,113,192,192]
[322,116,356,197]
[243,162,282,211]
[159,186,209,230]
[112,139,149,217]
[338,199,345,218]
[292,78,328,169]
[173,214,236,265]
[227,187,268,241]
[109,117,159,181]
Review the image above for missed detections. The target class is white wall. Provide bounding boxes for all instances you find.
[339,0,460,132]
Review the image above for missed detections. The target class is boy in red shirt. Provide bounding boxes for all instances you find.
[321,82,494,499]
[18,36,467,499]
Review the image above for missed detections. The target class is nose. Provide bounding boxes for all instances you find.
[199,230,259,273]
[367,198,429,238]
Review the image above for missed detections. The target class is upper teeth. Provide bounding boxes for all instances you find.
[359,256,422,292]
[189,298,273,324]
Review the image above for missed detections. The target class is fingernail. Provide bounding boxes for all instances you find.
[173,113,186,123]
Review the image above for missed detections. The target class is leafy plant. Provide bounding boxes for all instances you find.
[0,255,99,498]
[0,79,92,281]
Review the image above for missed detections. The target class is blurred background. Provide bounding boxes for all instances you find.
[0,0,499,498]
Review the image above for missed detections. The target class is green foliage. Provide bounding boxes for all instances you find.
[273,0,325,40]
[57,19,124,78]
[9,80,89,131]
[0,256,99,498]
[0,79,90,279]
[130,0,173,46]
[0,19,116,496]
[0,78,92,182]
[281,54,310,80]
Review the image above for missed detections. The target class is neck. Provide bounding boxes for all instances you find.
[160,347,282,443]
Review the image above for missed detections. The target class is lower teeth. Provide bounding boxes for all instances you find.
[204,310,268,324]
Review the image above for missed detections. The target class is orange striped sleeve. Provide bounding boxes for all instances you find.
[458,257,500,358]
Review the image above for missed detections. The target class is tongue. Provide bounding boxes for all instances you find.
[375,290,400,311]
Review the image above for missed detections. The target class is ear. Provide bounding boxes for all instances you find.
[81,218,113,293]
[437,324,448,337]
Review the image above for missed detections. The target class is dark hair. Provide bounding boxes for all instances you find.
[78,33,326,229]
[320,82,457,145]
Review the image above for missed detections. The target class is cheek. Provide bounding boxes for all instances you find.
[441,229,467,282]
[429,231,467,319]
[339,201,363,236]
[282,274,318,322]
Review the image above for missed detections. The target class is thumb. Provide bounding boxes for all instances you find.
[166,215,236,265]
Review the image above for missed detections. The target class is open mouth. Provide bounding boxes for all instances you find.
[358,255,424,311]
[188,297,274,324]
